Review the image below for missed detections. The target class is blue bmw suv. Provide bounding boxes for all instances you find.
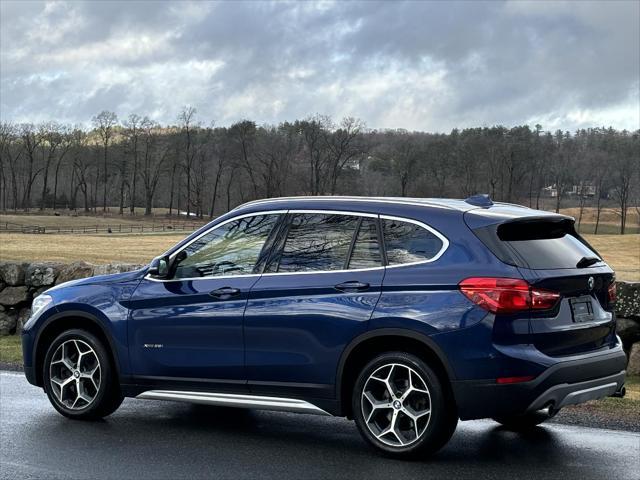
[22,196,627,458]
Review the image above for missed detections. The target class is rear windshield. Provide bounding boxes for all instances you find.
[474,219,602,270]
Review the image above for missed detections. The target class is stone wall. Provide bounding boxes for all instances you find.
[0,261,143,335]
[0,260,638,373]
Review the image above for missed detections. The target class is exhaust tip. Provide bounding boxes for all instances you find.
[610,386,626,398]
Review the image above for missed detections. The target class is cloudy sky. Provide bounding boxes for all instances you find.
[1,0,638,131]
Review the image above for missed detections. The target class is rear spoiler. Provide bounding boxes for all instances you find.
[497,216,575,241]
[464,207,574,230]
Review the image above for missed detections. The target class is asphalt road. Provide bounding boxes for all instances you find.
[1,371,639,480]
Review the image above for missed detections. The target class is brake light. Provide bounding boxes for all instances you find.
[608,282,617,304]
[459,277,560,314]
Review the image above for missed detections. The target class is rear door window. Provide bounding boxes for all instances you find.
[382,218,444,265]
[270,213,359,272]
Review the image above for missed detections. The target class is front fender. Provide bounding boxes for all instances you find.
[25,280,137,382]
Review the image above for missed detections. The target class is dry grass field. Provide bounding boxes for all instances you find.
[0,232,183,264]
[561,207,640,234]
[584,234,639,281]
[0,231,637,280]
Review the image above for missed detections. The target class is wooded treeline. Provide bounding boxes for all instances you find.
[0,108,638,232]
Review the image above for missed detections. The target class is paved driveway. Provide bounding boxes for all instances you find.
[1,371,638,479]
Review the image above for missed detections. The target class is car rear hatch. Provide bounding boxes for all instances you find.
[466,208,617,357]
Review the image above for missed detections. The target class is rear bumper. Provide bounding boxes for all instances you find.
[452,345,627,420]
[526,371,624,412]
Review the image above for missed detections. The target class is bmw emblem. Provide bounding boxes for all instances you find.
[588,277,595,290]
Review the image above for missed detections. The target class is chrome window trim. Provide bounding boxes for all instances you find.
[380,214,450,266]
[144,208,450,282]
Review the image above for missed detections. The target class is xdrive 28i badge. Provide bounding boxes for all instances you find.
[588,276,595,290]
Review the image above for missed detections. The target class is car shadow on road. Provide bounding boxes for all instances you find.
[24,400,574,474]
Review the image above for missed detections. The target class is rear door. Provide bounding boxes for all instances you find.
[243,211,385,398]
[472,216,616,356]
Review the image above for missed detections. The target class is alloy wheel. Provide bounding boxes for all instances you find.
[361,363,432,447]
[49,339,101,410]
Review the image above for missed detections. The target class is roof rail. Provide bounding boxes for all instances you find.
[464,194,494,208]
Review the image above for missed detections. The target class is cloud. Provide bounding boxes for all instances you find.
[1,0,638,131]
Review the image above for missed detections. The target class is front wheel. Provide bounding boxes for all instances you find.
[43,329,123,420]
[352,352,458,459]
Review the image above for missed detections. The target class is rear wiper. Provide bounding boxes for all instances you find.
[576,256,601,268]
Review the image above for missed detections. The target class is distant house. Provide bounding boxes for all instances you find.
[568,183,596,197]
[343,157,362,171]
[541,183,596,198]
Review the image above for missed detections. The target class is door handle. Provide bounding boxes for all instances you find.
[209,287,241,299]
[335,281,370,292]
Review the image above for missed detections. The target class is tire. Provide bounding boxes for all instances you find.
[43,329,123,420]
[492,408,559,431]
[352,352,458,459]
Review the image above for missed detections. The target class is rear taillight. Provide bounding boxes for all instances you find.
[608,282,617,304]
[459,277,560,314]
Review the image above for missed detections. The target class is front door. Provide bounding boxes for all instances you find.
[128,213,283,387]
[244,212,385,399]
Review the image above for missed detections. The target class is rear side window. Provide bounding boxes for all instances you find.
[382,218,444,265]
[476,219,602,270]
[272,213,359,272]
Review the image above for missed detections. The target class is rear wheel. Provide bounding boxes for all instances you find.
[352,352,458,459]
[43,329,123,420]
[492,408,559,431]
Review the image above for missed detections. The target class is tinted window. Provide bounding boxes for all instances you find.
[173,214,279,278]
[272,213,359,272]
[382,218,444,265]
[496,220,601,270]
[348,219,382,269]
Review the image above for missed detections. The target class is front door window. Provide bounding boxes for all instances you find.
[173,214,281,278]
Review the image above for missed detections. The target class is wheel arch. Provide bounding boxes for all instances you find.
[336,328,456,418]
[33,310,121,387]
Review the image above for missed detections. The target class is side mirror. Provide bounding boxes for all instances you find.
[148,255,171,278]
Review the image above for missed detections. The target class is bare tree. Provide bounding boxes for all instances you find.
[0,122,22,210]
[123,114,142,214]
[139,118,168,216]
[39,123,72,210]
[549,131,575,213]
[229,120,260,198]
[19,124,43,210]
[296,115,331,195]
[375,130,421,196]
[69,130,91,212]
[324,117,365,195]
[611,135,638,234]
[178,106,199,217]
[49,127,73,210]
[92,111,118,212]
